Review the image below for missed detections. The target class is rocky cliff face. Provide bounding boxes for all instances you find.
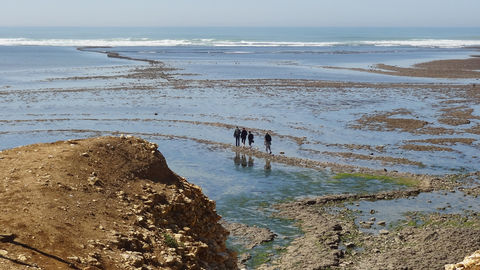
[0,136,237,269]
[445,250,480,270]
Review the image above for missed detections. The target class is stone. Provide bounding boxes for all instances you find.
[67,256,82,263]
[332,224,342,231]
[444,250,480,270]
[360,223,372,229]
[0,233,16,243]
[377,220,386,226]
[0,249,8,256]
[379,229,389,235]
[165,255,176,264]
[88,176,103,187]
[17,254,27,262]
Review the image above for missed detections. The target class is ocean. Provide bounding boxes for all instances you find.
[1,26,480,47]
[1,27,480,268]
[1,27,480,86]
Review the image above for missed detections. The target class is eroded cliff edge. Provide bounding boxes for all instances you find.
[0,136,237,269]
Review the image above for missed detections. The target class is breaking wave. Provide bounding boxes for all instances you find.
[1,38,480,48]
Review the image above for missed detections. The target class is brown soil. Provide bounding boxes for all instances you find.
[0,136,237,270]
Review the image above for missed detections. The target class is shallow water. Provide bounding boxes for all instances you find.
[339,189,480,234]
[1,43,480,268]
[100,45,479,83]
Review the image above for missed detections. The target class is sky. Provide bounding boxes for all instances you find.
[0,0,479,27]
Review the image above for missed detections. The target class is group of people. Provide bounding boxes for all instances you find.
[233,126,272,154]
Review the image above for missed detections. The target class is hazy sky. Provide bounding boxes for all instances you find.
[1,0,478,27]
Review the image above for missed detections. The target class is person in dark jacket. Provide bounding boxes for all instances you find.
[241,128,248,146]
[264,132,272,154]
[248,131,254,147]
[233,127,241,146]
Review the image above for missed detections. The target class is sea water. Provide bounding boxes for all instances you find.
[1,27,480,268]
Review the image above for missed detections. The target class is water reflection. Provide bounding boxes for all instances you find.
[248,156,254,167]
[234,151,241,166]
[233,151,255,169]
[241,153,247,167]
[264,158,271,176]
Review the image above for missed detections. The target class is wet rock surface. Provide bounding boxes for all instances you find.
[220,221,276,250]
[261,189,480,270]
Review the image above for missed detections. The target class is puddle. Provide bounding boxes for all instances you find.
[335,189,480,234]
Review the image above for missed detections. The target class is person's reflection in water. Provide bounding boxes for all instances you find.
[234,151,241,166]
[264,158,271,176]
[241,153,247,167]
[247,155,254,167]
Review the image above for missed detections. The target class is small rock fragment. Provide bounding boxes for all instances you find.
[379,229,389,235]
[377,221,386,226]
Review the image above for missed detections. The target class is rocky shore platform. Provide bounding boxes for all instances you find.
[258,187,480,270]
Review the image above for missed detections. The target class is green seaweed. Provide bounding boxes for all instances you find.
[250,249,273,267]
[333,173,418,187]
[163,233,179,248]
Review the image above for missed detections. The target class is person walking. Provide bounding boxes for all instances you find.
[248,131,254,147]
[241,128,248,146]
[233,127,241,146]
[264,132,272,154]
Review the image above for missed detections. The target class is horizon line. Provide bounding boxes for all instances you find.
[1,25,480,28]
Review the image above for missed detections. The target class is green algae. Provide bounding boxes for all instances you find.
[333,173,418,187]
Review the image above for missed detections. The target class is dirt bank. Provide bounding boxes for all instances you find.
[0,136,237,269]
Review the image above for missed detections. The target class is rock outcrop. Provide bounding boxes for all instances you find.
[445,250,480,270]
[0,136,237,269]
